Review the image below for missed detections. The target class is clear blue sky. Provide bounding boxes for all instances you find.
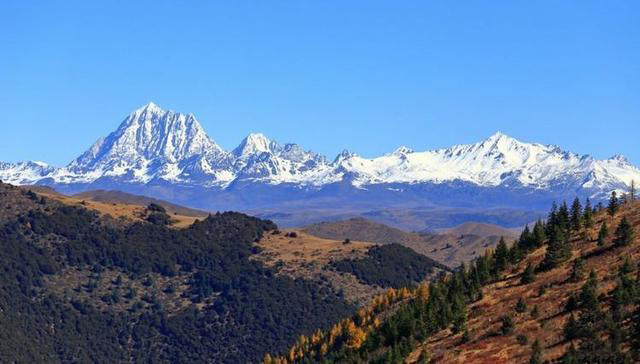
[1,1,639,166]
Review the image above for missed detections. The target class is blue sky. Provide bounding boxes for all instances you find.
[1,1,638,166]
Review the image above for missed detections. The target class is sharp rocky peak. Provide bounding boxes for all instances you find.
[2,105,639,197]
[233,133,279,158]
[69,102,222,171]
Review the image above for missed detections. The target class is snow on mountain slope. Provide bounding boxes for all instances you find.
[0,161,57,186]
[334,132,635,193]
[1,103,639,200]
[57,102,232,186]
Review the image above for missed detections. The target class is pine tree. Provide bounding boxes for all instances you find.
[541,226,570,270]
[614,217,634,247]
[500,315,514,335]
[492,237,510,275]
[509,243,524,264]
[529,339,542,364]
[531,305,539,319]
[518,225,532,250]
[563,314,580,341]
[583,198,593,228]
[569,258,585,283]
[565,293,579,312]
[546,202,558,236]
[597,222,608,247]
[475,253,491,284]
[608,191,619,216]
[631,180,636,201]
[532,220,546,248]
[515,297,527,313]
[520,263,536,284]
[558,201,570,231]
[570,198,582,231]
[579,270,599,312]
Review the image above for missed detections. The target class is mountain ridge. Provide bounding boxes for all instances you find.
[1,102,638,219]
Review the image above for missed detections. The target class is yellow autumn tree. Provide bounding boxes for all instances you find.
[416,282,429,301]
[355,307,368,326]
[263,353,274,364]
[343,319,367,349]
[288,347,296,362]
[320,342,329,356]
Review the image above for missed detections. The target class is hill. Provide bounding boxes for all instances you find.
[410,199,640,363]
[304,218,519,268]
[437,222,522,238]
[0,181,445,363]
[267,194,640,363]
[73,189,209,217]
[24,186,208,228]
[304,217,427,247]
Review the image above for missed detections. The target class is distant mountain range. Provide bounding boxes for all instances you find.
[2,102,638,228]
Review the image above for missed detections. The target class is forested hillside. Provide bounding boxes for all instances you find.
[266,192,640,363]
[0,181,447,363]
[0,182,354,363]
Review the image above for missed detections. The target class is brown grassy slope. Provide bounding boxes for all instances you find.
[304,217,426,247]
[18,185,62,196]
[421,233,515,270]
[253,229,386,304]
[438,222,521,238]
[73,189,209,217]
[304,218,518,269]
[32,188,207,228]
[407,200,640,364]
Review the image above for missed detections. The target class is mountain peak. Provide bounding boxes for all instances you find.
[392,146,414,155]
[233,133,278,158]
[333,149,356,163]
[609,154,629,164]
[135,101,163,114]
[485,131,513,143]
[68,103,223,174]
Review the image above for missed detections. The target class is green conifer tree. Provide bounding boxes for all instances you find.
[532,220,546,248]
[529,339,542,364]
[520,263,535,284]
[492,237,510,276]
[541,226,570,270]
[608,191,619,216]
[583,198,593,228]
[614,217,634,247]
[597,222,608,247]
[569,258,585,283]
[570,198,582,231]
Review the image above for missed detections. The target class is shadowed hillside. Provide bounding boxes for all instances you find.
[0,182,447,363]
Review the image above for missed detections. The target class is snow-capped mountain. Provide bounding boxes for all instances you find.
[333,131,640,193]
[0,161,57,186]
[1,102,638,213]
